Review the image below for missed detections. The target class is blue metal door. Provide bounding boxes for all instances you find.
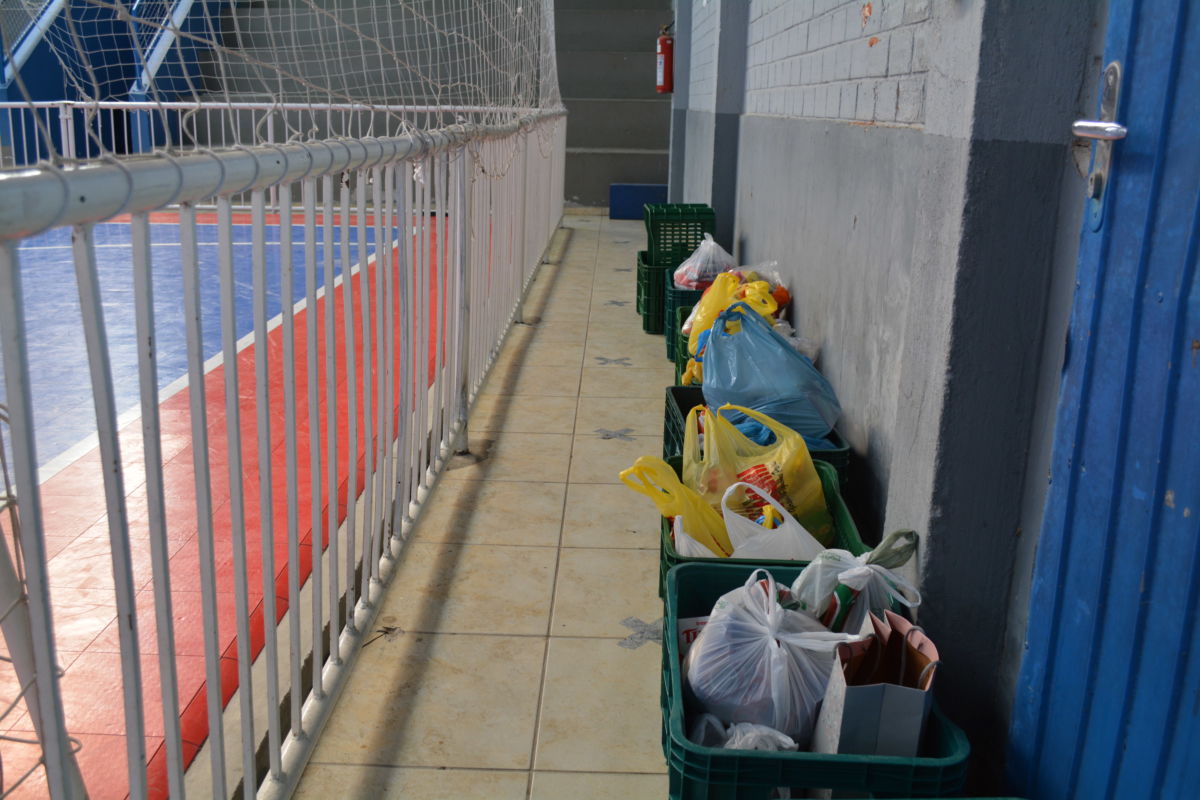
[1007,0,1199,798]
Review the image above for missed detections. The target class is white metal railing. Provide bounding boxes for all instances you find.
[0,100,538,167]
[0,109,566,798]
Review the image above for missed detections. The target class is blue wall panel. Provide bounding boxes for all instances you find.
[1008,0,1200,798]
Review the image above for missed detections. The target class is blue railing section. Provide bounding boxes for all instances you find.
[1,0,227,164]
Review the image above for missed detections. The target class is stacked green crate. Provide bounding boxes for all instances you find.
[637,204,715,335]
[664,287,703,360]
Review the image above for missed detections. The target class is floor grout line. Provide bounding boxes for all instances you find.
[524,219,596,800]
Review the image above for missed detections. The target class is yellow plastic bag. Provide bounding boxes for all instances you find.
[686,275,779,357]
[618,456,732,557]
[682,404,834,544]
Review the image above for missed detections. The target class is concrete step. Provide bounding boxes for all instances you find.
[564,148,668,206]
[564,97,669,150]
[556,51,661,100]
[555,9,672,52]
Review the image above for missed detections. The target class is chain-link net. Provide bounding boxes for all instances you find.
[0,0,562,168]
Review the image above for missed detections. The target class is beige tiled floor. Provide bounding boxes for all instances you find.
[295,214,673,799]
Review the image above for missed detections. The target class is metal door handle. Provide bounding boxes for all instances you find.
[1073,120,1127,140]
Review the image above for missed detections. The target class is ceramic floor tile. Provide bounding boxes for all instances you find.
[550,548,660,638]
[532,308,592,327]
[561,483,661,549]
[567,434,661,485]
[533,295,594,318]
[311,632,544,769]
[515,322,589,345]
[530,771,668,799]
[534,637,665,773]
[490,338,585,369]
[583,338,672,369]
[574,396,663,438]
[295,765,528,800]
[379,542,557,635]
[468,392,577,434]
[478,362,580,396]
[440,433,572,483]
[412,480,566,547]
[580,366,674,399]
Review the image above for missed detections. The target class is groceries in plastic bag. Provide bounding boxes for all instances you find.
[683,403,834,544]
[618,455,733,557]
[683,569,862,745]
[685,273,779,355]
[720,482,825,561]
[690,713,798,751]
[674,233,735,290]
[790,530,921,633]
[703,302,841,447]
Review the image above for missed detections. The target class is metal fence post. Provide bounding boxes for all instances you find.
[454,147,472,455]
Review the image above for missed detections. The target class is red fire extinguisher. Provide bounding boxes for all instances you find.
[657,24,674,93]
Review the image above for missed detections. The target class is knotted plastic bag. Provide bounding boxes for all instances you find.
[790,530,921,633]
[703,302,841,444]
[674,233,735,289]
[684,569,862,745]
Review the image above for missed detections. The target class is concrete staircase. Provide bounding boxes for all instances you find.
[555,0,671,206]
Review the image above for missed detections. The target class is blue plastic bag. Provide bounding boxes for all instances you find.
[702,302,841,444]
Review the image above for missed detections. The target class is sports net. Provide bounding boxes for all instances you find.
[0,0,562,165]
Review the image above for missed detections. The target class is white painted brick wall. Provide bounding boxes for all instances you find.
[690,0,721,113]
[742,0,929,124]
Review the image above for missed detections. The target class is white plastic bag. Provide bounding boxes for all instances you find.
[773,319,821,363]
[790,533,921,634]
[689,713,798,751]
[674,233,735,289]
[673,515,719,558]
[722,482,826,562]
[683,569,861,744]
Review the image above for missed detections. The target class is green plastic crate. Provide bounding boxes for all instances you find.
[662,562,970,799]
[635,251,650,314]
[657,459,864,597]
[637,251,670,334]
[810,428,851,488]
[643,203,716,267]
[662,386,705,460]
[665,287,704,361]
[675,306,692,366]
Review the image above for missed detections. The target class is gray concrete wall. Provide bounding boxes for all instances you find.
[555,0,672,205]
[685,0,1107,788]
[681,0,719,203]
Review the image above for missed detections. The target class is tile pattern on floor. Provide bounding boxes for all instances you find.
[298,214,670,798]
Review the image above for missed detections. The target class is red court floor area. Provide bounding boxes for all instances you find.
[0,214,446,799]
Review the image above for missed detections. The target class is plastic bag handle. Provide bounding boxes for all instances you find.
[715,403,798,444]
[617,458,676,509]
[742,568,781,621]
[843,559,922,608]
[721,481,791,528]
[683,404,706,462]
